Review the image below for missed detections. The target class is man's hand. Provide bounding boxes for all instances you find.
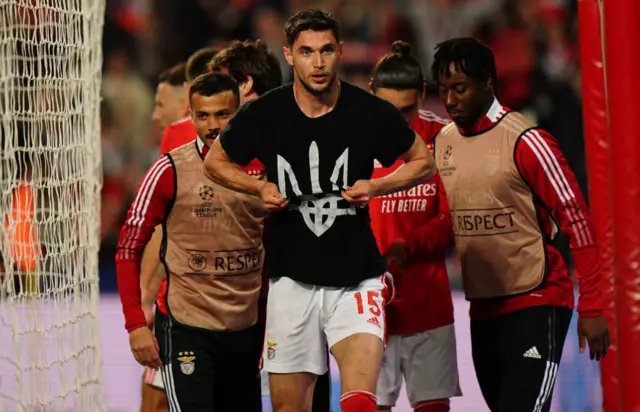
[141,302,155,329]
[342,180,376,208]
[259,181,289,212]
[129,327,162,370]
[577,314,610,361]
[384,240,408,274]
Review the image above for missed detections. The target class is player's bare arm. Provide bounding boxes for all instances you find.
[204,140,289,211]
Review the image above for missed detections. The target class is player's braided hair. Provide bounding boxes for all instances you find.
[208,39,282,97]
[431,37,497,93]
[371,41,424,92]
[284,9,340,46]
[158,62,186,86]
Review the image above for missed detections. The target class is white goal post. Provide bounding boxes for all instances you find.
[0,1,106,411]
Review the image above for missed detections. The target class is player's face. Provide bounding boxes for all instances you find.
[437,62,492,127]
[190,90,238,148]
[284,30,342,96]
[152,82,188,131]
[373,88,423,124]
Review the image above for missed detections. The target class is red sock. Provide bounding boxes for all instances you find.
[414,398,450,412]
[339,390,377,412]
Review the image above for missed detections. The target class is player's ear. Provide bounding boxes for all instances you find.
[180,96,190,117]
[283,45,294,67]
[240,76,254,98]
[485,75,494,93]
[420,81,426,99]
[368,80,375,94]
[338,41,344,57]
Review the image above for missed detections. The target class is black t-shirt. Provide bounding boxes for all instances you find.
[220,82,416,287]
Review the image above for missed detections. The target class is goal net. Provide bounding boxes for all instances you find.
[0,1,106,411]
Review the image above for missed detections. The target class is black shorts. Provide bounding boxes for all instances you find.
[155,312,262,412]
[470,305,572,412]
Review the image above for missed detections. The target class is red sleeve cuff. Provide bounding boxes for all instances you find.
[578,309,603,317]
[576,289,604,314]
[398,236,414,256]
[125,316,148,333]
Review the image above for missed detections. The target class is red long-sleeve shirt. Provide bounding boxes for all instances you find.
[116,141,265,332]
[459,102,603,318]
[369,111,455,335]
[153,117,197,316]
[160,117,196,155]
[116,152,177,332]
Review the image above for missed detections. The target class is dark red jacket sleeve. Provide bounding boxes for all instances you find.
[515,128,603,316]
[403,172,454,256]
[115,155,175,332]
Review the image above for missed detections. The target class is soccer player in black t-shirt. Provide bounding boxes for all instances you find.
[203,10,436,412]
[210,39,333,412]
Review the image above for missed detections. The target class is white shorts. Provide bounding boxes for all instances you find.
[376,325,462,406]
[263,276,386,375]
[142,365,164,389]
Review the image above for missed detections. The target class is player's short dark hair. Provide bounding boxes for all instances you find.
[431,37,497,92]
[371,41,424,92]
[208,39,282,97]
[158,62,186,86]
[189,72,240,104]
[186,47,219,83]
[284,9,340,46]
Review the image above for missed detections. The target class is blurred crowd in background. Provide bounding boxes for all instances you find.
[98,0,585,291]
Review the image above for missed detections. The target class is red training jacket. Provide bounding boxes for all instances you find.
[452,100,603,319]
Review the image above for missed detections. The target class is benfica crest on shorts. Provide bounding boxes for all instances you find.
[267,338,277,360]
[177,351,196,375]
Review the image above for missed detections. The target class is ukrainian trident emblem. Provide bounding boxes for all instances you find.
[277,142,355,237]
[177,351,196,375]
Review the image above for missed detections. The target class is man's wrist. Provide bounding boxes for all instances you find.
[252,178,267,197]
[369,178,384,198]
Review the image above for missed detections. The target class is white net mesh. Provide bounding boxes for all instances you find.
[0,1,106,411]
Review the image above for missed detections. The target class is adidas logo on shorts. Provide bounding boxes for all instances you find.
[523,346,542,359]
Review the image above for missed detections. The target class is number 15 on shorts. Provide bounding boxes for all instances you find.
[354,291,381,317]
